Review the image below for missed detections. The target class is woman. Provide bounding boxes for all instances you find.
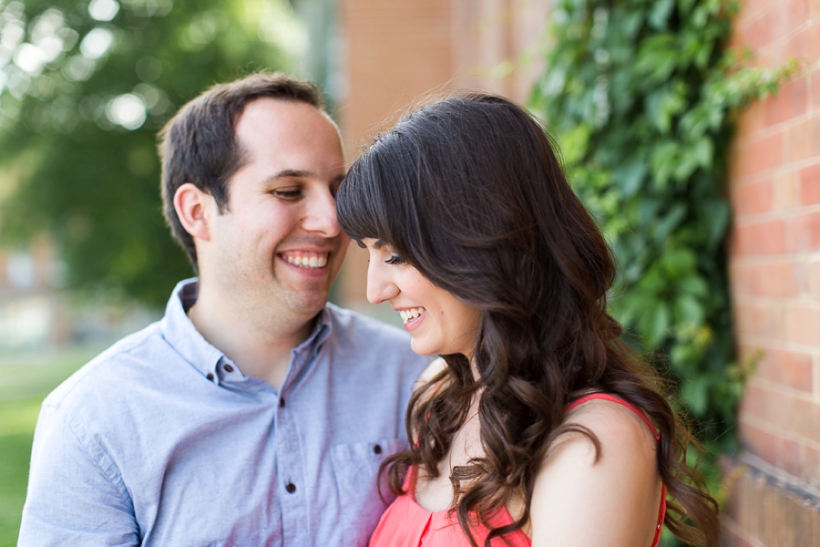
[336,93,720,547]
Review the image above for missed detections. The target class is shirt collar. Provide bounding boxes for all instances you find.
[160,278,335,383]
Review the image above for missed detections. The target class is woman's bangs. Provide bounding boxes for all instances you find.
[336,150,403,249]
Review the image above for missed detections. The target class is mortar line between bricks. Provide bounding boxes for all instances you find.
[735,336,820,357]
[733,108,820,149]
[733,294,820,306]
[746,376,817,402]
[731,155,820,187]
[740,415,820,452]
[734,204,820,226]
[733,336,820,356]
[730,253,820,265]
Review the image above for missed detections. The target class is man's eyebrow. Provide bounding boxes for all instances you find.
[271,169,313,179]
[269,170,345,183]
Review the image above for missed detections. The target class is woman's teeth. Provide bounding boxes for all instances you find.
[284,254,328,268]
[399,307,425,323]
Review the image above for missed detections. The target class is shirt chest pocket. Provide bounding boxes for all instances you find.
[330,438,405,543]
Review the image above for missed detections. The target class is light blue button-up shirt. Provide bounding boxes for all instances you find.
[19,279,429,546]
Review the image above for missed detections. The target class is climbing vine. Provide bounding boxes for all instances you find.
[530,0,794,537]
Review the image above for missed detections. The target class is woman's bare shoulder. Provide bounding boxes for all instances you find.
[527,396,663,546]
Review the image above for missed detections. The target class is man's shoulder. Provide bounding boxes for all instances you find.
[43,321,166,415]
[325,303,413,346]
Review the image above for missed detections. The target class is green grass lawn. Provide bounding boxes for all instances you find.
[0,346,100,547]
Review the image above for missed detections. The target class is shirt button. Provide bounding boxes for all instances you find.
[373,444,383,455]
[286,482,296,493]
[206,373,214,381]
[279,397,286,408]
[224,364,234,373]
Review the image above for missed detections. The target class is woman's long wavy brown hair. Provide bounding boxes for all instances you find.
[336,93,720,547]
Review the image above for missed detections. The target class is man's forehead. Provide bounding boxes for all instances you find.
[234,99,343,168]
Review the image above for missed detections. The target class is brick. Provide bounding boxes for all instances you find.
[785,115,815,162]
[735,132,784,177]
[785,303,820,346]
[800,19,820,63]
[737,0,772,22]
[733,179,773,215]
[801,443,820,487]
[731,260,801,297]
[735,101,768,143]
[785,210,820,252]
[739,382,770,422]
[753,346,814,391]
[735,14,773,51]
[777,436,802,475]
[800,162,820,205]
[784,394,820,442]
[786,0,810,36]
[341,0,455,160]
[769,0,808,41]
[725,464,820,545]
[813,112,820,158]
[740,419,779,465]
[735,300,789,341]
[797,259,812,295]
[772,169,801,210]
[781,391,820,440]
[732,218,786,255]
[811,259,820,299]
[811,67,820,111]
[764,77,808,127]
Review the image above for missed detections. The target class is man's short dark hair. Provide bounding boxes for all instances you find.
[158,72,323,270]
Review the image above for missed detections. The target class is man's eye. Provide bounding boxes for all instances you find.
[330,182,342,198]
[385,255,405,265]
[273,188,302,200]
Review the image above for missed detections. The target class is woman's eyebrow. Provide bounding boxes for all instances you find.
[356,239,386,249]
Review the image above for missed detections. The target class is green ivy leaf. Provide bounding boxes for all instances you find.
[649,0,676,29]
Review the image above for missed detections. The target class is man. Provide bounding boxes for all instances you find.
[19,73,429,546]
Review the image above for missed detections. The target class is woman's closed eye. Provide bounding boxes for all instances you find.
[386,255,405,265]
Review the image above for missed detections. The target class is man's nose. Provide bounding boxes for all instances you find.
[302,186,341,237]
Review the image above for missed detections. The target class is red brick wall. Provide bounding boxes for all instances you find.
[726,0,820,544]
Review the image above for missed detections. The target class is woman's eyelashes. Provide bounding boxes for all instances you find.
[385,254,405,265]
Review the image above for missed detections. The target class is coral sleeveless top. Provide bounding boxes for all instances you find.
[368,393,667,547]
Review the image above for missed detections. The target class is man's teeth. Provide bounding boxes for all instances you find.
[399,308,426,323]
[284,254,328,268]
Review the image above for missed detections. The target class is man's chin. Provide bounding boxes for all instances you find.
[284,288,331,318]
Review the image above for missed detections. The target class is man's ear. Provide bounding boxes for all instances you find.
[174,183,214,242]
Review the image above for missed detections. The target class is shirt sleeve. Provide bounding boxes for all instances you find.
[18,402,139,547]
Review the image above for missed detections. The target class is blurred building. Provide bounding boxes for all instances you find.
[0,237,69,349]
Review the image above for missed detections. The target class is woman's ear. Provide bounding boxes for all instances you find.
[173,183,214,242]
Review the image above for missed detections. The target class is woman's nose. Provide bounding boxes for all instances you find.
[366,262,398,304]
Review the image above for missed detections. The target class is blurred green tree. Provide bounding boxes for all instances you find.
[0,0,304,306]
